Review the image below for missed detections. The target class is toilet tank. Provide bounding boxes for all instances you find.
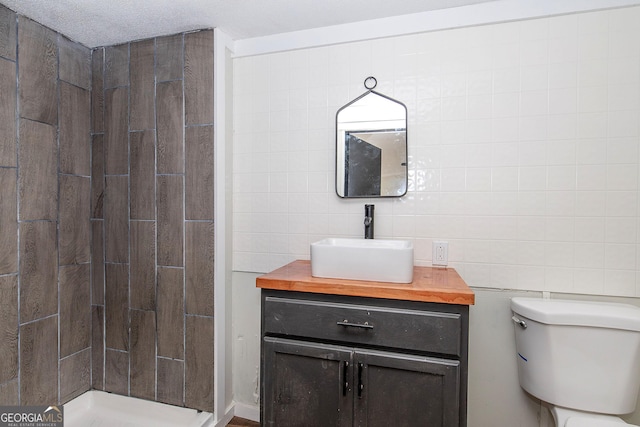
[511,298,640,415]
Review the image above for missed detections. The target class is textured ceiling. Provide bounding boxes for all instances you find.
[0,0,498,48]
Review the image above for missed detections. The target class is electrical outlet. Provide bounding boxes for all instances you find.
[432,241,448,267]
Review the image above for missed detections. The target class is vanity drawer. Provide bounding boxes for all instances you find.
[263,296,462,357]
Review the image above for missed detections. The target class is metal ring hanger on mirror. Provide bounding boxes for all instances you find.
[364,76,377,90]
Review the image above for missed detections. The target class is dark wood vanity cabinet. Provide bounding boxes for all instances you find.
[260,290,470,427]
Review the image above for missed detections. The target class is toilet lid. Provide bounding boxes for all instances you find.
[566,417,636,427]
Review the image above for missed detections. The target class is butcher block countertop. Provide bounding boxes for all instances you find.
[256,260,475,305]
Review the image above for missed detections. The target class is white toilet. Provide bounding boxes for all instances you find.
[511,297,640,427]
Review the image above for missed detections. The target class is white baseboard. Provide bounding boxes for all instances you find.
[233,402,260,422]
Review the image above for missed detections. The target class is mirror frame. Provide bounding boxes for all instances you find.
[335,88,408,198]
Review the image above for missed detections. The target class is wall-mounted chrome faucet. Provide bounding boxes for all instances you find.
[364,204,374,239]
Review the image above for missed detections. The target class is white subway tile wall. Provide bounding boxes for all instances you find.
[233,7,640,297]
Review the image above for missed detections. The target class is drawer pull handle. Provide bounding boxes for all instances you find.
[337,320,373,329]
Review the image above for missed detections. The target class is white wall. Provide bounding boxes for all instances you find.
[221,37,236,423]
[231,272,262,411]
[234,6,640,297]
[231,6,640,425]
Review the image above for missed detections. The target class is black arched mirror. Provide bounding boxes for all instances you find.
[336,77,408,198]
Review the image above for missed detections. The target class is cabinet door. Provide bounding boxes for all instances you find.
[354,349,460,427]
[263,337,354,427]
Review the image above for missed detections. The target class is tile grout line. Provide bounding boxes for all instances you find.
[153,34,159,404]
[182,30,187,408]
[14,10,20,407]
[56,28,62,406]
[127,39,132,398]
[100,46,107,392]
[88,45,95,393]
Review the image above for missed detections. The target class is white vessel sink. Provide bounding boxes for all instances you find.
[310,238,414,283]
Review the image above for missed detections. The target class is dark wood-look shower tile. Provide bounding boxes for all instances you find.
[157,267,184,360]
[0,58,16,167]
[130,39,155,131]
[157,357,184,406]
[186,222,214,316]
[185,315,214,412]
[104,87,129,175]
[59,264,90,358]
[105,175,129,263]
[91,305,105,390]
[59,175,91,265]
[18,119,57,221]
[157,175,184,267]
[59,348,90,403]
[0,168,17,275]
[91,48,105,133]
[156,80,184,174]
[91,134,105,218]
[59,82,91,176]
[19,221,58,323]
[130,221,155,311]
[20,316,58,406]
[58,35,91,89]
[104,349,128,396]
[18,17,58,125]
[130,309,156,400]
[91,221,105,305]
[184,30,214,126]
[0,5,16,61]
[105,263,129,351]
[156,34,183,82]
[0,380,18,405]
[104,43,129,89]
[130,130,156,220]
[0,275,18,384]
[185,125,214,220]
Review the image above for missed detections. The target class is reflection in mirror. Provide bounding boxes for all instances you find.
[336,83,407,198]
